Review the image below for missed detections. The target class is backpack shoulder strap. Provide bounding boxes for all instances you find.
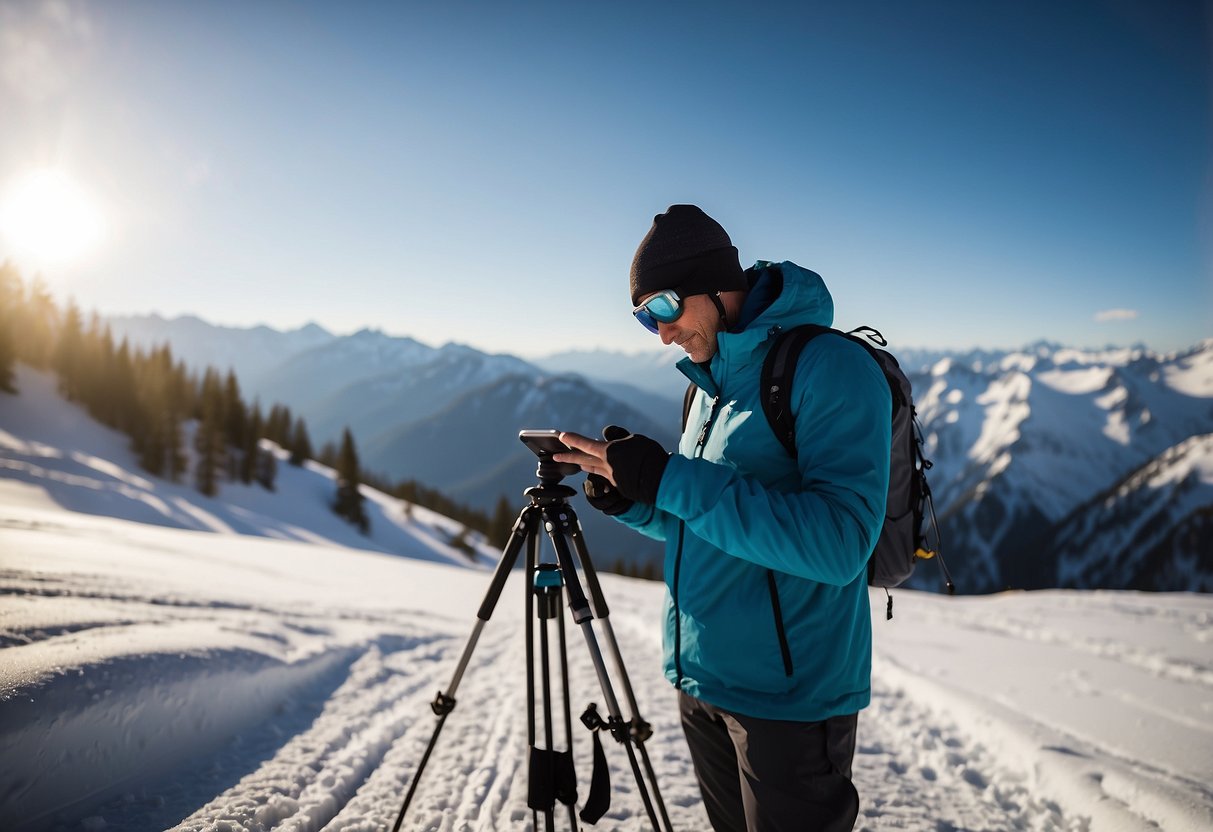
[760,324,834,457]
[760,324,905,457]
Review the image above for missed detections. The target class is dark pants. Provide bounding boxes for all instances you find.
[679,691,859,832]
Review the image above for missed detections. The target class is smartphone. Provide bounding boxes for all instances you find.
[518,429,571,459]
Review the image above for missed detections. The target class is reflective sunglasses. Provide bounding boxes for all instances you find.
[632,289,684,333]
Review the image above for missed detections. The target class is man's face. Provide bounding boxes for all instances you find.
[641,291,723,363]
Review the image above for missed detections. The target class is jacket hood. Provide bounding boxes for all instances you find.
[717,260,835,364]
[747,260,833,329]
[677,259,836,395]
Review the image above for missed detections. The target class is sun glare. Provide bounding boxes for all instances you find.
[0,169,105,267]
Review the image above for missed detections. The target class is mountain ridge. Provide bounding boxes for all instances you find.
[100,313,1213,591]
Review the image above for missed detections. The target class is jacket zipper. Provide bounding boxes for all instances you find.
[767,572,794,676]
[674,394,721,688]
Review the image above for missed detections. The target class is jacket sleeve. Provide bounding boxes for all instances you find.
[610,499,670,542]
[653,337,891,585]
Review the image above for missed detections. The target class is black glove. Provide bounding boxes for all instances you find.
[603,427,670,505]
[583,473,633,516]
[582,425,635,515]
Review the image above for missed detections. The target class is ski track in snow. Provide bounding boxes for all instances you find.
[3,489,1212,832]
[7,524,1210,832]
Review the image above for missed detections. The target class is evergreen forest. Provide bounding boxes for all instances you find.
[0,263,514,552]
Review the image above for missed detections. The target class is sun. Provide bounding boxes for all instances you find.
[0,168,105,267]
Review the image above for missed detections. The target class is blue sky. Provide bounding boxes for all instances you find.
[1,0,1208,358]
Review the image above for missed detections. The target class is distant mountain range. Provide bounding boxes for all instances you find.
[106,315,679,566]
[105,314,1213,591]
[909,341,1213,593]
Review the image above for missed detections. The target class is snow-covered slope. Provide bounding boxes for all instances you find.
[1048,433,1213,590]
[3,363,1213,831]
[3,491,1211,830]
[0,366,496,567]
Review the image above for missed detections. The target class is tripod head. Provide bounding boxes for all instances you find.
[534,457,581,484]
[520,429,581,486]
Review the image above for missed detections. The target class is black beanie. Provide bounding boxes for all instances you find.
[630,205,747,306]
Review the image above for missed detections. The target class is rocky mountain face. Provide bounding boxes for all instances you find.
[907,341,1213,592]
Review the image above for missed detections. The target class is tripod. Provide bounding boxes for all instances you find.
[390,458,674,832]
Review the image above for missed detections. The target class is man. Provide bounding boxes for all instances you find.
[555,204,890,832]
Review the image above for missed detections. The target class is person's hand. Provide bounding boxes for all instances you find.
[556,425,629,482]
[583,472,633,516]
[558,425,669,505]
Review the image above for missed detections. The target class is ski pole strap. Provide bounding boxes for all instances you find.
[579,704,612,823]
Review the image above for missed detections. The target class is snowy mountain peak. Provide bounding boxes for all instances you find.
[913,339,1213,592]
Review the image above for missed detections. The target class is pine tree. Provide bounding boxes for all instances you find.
[333,427,369,533]
[17,276,57,369]
[288,417,312,466]
[75,314,111,420]
[265,404,293,447]
[194,407,222,497]
[221,371,246,477]
[0,263,19,394]
[166,411,187,482]
[255,445,277,491]
[490,494,515,548]
[139,405,167,478]
[132,344,187,482]
[109,338,138,433]
[54,303,85,401]
[317,441,338,468]
[194,369,225,496]
[239,406,263,485]
[449,527,476,561]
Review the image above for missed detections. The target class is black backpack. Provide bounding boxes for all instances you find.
[681,324,954,617]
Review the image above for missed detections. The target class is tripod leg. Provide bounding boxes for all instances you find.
[525,526,540,832]
[392,504,538,832]
[570,521,675,832]
[529,563,580,830]
[540,505,666,831]
[390,710,450,832]
[556,595,580,831]
[540,601,556,831]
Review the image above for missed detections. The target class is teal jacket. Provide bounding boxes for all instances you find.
[615,261,890,721]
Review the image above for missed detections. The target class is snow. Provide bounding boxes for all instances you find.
[1036,367,1112,395]
[1163,344,1213,397]
[5,503,1212,832]
[0,368,496,569]
[971,373,1031,465]
[3,369,1213,831]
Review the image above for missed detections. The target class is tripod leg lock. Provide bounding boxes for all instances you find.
[582,703,652,745]
[630,717,653,744]
[580,702,605,732]
[431,691,456,716]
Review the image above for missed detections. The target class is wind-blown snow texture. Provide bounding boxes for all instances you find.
[3,365,1212,831]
